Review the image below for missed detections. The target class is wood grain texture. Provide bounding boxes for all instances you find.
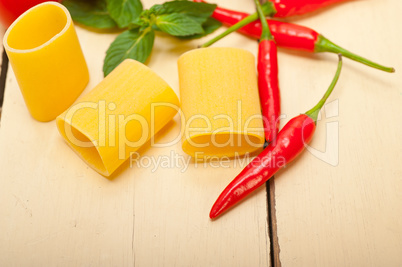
[273,0,402,266]
[0,1,270,266]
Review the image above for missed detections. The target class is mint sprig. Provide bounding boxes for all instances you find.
[105,0,218,76]
[63,0,220,76]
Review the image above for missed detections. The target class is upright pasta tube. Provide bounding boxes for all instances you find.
[178,47,265,158]
[3,2,89,122]
[56,59,180,177]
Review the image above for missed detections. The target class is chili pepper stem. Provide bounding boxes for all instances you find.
[201,14,257,48]
[254,0,273,41]
[315,35,395,73]
[306,54,343,123]
[200,2,275,47]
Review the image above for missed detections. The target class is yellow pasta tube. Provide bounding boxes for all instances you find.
[178,47,265,158]
[3,2,89,122]
[56,59,180,177]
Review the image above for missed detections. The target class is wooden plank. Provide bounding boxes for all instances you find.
[273,0,402,266]
[0,1,270,266]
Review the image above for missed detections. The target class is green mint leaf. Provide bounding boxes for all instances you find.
[103,28,155,76]
[155,1,217,24]
[200,17,222,35]
[156,13,204,36]
[177,17,221,39]
[149,4,164,15]
[107,0,143,28]
[63,0,117,29]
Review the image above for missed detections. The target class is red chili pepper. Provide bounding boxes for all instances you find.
[254,0,280,143]
[200,2,395,73]
[269,0,346,17]
[0,0,62,27]
[203,6,317,52]
[210,55,343,219]
[258,40,280,142]
[194,0,346,18]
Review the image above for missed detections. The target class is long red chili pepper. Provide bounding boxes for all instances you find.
[254,0,280,143]
[268,0,346,17]
[200,2,395,73]
[210,55,343,219]
[194,0,346,18]
[203,5,317,52]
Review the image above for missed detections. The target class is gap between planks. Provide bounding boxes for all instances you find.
[0,49,9,121]
[267,178,281,267]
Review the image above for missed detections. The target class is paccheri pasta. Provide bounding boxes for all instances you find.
[178,47,265,158]
[3,2,89,122]
[56,59,179,177]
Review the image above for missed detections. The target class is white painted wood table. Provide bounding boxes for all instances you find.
[0,0,401,266]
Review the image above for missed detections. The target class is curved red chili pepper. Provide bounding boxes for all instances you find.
[210,114,316,219]
[210,55,343,219]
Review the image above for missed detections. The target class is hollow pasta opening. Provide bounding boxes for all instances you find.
[56,118,109,177]
[5,3,68,51]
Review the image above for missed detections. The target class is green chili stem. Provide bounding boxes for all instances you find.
[201,2,274,47]
[315,35,395,73]
[306,54,343,123]
[254,0,273,41]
